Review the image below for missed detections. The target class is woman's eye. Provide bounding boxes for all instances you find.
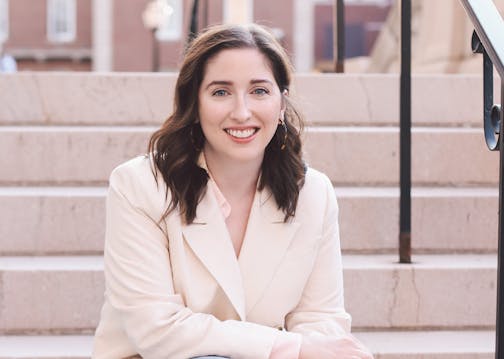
[252,88,269,95]
[212,89,228,96]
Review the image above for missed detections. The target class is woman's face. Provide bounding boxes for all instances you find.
[198,47,284,168]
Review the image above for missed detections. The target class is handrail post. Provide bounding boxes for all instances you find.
[333,0,345,73]
[496,82,504,359]
[472,30,504,359]
[458,2,504,357]
[399,0,412,263]
[187,0,200,44]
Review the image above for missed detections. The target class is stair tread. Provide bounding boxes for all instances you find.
[355,330,494,354]
[0,335,92,357]
[335,186,498,197]
[0,331,495,357]
[0,186,497,197]
[0,186,107,196]
[342,253,497,269]
[0,256,103,270]
[0,254,496,270]
[0,125,157,131]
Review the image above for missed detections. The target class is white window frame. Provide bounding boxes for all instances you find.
[156,0,182,41]
[0,0,8,43]
[47,0,77,43]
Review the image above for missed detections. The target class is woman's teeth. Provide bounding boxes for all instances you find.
[226,128,256,138]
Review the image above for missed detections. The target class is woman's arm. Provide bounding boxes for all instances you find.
[285,173,351,336]
[284,173,373,359]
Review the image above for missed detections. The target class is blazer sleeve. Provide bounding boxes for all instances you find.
[284,173,352,337]
[103,163,281,359]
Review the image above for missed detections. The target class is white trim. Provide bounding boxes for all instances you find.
[223,0,253,24]
[293,0,314,71]
[47,0,77,43]
[248,0,254,23]
[156,0,182,41]
[92,0,112,71]
[0,0,8,43]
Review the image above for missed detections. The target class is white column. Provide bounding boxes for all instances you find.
[92,0,113,71]
[293,0,314,71]
[223,0,253,24]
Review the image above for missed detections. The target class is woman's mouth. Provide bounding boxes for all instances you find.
[225,128,258,139]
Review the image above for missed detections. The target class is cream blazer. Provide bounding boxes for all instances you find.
[92,156,351,359]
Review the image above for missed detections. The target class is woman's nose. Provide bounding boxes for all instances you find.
[231,95,252,122]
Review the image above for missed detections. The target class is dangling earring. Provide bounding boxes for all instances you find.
[278,112,287,150]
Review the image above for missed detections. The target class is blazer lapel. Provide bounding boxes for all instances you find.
[181,187,246,320]
[238,189,300,315]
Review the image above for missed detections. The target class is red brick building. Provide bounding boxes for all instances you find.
[0,0,391,72]
[3,0,92,71]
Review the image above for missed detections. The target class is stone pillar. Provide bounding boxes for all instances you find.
[293,0,314,72]
[366,0,504,73]
[223,0,253,24]
[92,0,113,72]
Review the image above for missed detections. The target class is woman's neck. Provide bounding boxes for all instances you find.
[203,150,261,197]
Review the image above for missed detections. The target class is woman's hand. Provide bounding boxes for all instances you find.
[299,334,374,359]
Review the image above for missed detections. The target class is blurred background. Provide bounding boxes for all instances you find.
[0,0,496,74]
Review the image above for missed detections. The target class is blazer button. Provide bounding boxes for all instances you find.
[277,326,284,331]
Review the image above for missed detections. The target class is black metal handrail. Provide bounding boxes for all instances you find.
[399,0,412,264]
[461,1,504,79]
[332,0,413,263]
[187,0,200,44]
[460,1,504,358]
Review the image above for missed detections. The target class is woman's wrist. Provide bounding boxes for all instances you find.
[269,331,302,359]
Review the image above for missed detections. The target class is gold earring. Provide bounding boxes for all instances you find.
[278,115,287,150]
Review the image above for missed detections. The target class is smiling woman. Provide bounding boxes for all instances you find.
[92,24,373,359]
[198,48,282,161]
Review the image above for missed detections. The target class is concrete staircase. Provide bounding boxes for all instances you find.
[0,73,499,358]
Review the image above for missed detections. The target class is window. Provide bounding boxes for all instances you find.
[47,0,76,43]
[156,0,182,41]
[0,0,8,43]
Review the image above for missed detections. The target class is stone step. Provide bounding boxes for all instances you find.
[0,255,496,333]
[0,73,490,126]
[343,254,496,329]
[0,335,92,359]
[0,256,104,334]
[0,187,498,255]
[303,126,498,187]
[337,187,498,254]
[0,187,106,255]
[355,330,494,359]
[0,126,497,186]
[0,330,495,359]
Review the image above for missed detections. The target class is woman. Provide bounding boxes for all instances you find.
[93,24,372,359]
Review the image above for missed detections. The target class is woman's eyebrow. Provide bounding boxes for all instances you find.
[250,79,273,85]
[204,79,273,89]
[205,80,232,89]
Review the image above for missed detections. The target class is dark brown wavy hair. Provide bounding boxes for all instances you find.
[148,23,306,224]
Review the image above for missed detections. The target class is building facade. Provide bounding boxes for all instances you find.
[1,0,391,72]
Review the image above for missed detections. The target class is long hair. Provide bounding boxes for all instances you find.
[148,23,306,224]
